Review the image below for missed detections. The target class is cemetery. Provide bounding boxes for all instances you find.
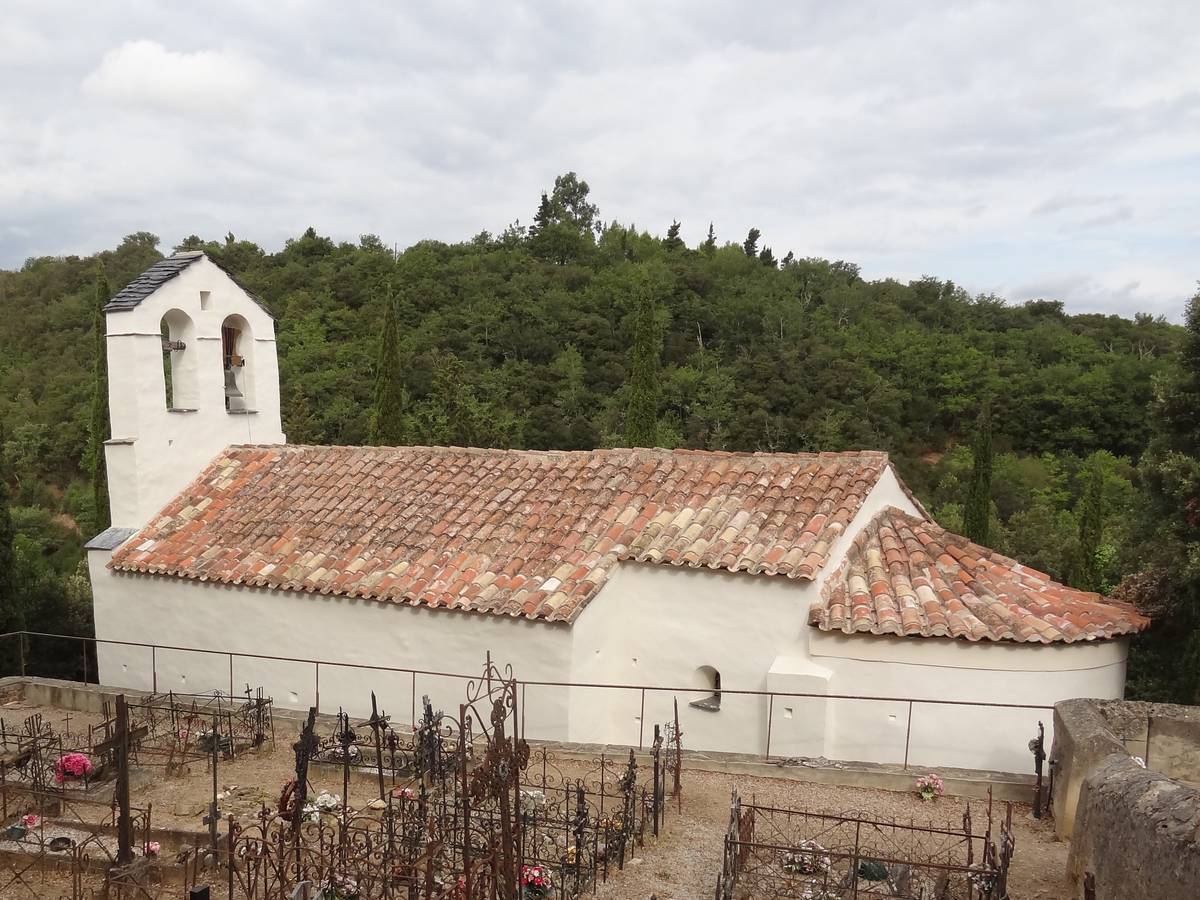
[0,651,1088,899]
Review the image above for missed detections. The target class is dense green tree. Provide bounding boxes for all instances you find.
[963,401,993,544]
[742,228,760,257]
[701,223,716,255]
[1121,289,1200,701]
[625,279,663,447]
[369,287,407,445]
[759,246,777,268]
[528,172,600,265]
[88,267,110,532]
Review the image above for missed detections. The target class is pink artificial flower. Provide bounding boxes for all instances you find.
[143,841,161,857]
[21,815,38,829]
[53,753,95,784]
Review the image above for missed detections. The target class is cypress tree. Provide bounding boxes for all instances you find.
[0,422,17,636]
[370,287,407,445]
[89,266,111,532]
[1074,458,1105,592]
[963,400,993,544]
[625,283,662,447]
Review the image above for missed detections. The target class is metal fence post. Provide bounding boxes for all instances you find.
[638,688,646,749]
[228,654,234,697]
[314,662,321,714]
[151,645,157,693]
[903,700,914,770]
[18,634,25,677]
[765,693,774,760]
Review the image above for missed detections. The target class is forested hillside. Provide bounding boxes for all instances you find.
[0,174,1192,694]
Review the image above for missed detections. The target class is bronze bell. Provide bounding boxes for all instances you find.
[224,367,246,412]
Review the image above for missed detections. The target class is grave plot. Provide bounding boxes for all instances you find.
[0,712,104,794]
[0,696,212,899]
[715,789,1014,900]
[119,687,275,773]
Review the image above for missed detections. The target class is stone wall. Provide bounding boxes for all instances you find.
[1051,698,1127,838]
[1090,698,1200,784]
[1069,753,1200,899]
[1052,697,1200,899]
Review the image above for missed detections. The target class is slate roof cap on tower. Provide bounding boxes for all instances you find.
[109,444,893,623]
[811,506,1149,643]
[104,251,273,317]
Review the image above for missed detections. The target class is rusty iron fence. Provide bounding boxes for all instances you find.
[0,654,687,900]
[218,655,684,899]
[716,789,1015,899]
[1,630,1052,771]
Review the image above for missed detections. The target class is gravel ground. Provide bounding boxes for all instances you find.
[593,769,1072,900]
[0,698,1076,898]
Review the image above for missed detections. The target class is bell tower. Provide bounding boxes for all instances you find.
[103,252,286,528]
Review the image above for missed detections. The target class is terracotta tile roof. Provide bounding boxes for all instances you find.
[812,507,1150,643]
[109,445,891,623]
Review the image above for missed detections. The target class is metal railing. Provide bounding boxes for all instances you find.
[0,630,1053,770]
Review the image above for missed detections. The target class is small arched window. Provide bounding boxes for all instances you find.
[221,314,255,412]
[160,309,197,410]
[689,666,721,712]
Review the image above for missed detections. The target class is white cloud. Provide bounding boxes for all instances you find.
[81,40,262,118]
[0,1,1197,318]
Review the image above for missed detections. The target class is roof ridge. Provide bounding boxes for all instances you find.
[227,443,890,464]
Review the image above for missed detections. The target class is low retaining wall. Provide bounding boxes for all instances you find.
[0,675,1037,801]
[1052,697,1200,899]
[1069,754,1200,899]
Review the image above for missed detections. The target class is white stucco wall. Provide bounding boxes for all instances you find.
[104,256,285,528]
[804,631,1127,773]
[89,555,574,737]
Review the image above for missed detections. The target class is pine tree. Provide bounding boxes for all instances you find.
[701,223,716,256]
[963,401,993,544]
[529,193,552,240]
[369,287,407,445]
[742,228,760,257]
[1074,458,1105,592]
[89,266,111,532]
[664,220,683,251]
[759,246,777,268]
[625,282,663,447]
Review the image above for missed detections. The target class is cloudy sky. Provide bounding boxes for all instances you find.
[2,1,1198,316]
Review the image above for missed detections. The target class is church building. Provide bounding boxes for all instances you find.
[86,252,1149,774]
